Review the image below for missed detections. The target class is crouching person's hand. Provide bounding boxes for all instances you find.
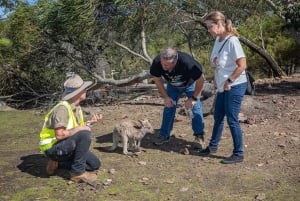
[86,113,103,127]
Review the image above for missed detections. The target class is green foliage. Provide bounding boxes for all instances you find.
[98,1,188,78]
[0,38,11,46]
[0,0,299,108]
[276,0,300,29]
[38,0,98,40]
[239,13,299,76]
[7,3,42,57]
[0,37,13,64]
[0,16,12,64]
[0,3,48,102]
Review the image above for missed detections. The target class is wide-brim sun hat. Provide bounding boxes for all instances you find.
[61,74,93,101]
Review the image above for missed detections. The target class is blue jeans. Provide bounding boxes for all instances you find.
[209,82,247,156]
[160,83,205,138]
[45,130,101,175]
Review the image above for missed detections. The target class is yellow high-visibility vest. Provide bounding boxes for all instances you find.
[39,101,84,152]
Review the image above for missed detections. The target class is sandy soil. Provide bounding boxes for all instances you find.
[1,76,299,201]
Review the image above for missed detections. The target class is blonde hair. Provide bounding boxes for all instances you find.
[205,11,239,36]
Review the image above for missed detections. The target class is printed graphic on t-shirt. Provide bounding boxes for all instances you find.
[164,74,186,87]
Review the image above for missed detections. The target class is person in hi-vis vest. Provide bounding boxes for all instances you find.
[39,73,102,183]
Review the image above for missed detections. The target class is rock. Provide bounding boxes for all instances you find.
[291,137,299,142]
[103,178,112,186]
[109,168,116,175]
[179,187,189,192]
[138,161,147,165]
[254,193,266,200]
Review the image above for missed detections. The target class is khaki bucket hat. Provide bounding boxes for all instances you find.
[61,74,92,101]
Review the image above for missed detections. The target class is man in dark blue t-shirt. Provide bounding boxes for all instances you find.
[150,47,206,148]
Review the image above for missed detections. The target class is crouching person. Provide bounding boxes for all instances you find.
[39,73,102,183]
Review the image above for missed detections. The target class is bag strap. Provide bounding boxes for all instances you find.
[218,36,232,54]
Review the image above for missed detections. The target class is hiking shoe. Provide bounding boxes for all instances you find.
[46,159,58,176]
[70,172,98,183]
[193,135,205,150]
[199,146,217,156]
[221,155,244,164]
[153,136,170,146]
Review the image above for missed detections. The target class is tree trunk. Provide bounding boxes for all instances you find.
[239,36,286,77]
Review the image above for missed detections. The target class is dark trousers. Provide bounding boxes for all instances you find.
[45,130,101,175]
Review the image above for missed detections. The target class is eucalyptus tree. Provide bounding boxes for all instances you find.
[1,0,298,108]
[0,0,15,14]
[266,0,300,45]
[97,0,294,79]
[179,0,291,77]
[1,0,102,107]
[0,2,46,104]
[94,1,186,80]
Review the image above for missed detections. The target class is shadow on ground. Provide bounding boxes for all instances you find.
[17,153,69,180]
[95,129,226,160]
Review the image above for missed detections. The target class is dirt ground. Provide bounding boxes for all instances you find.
[0,76,299,201]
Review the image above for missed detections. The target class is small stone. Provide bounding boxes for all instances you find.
[179,187,189,192]
[109,168,116,175]
[138,161,147,165]
[255,193,266,200]
[103,179,112,186]
[279,132,287,136]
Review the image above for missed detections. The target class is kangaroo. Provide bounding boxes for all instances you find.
[108,119,154,155]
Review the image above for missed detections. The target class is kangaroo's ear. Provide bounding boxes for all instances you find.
[132,120,143,129]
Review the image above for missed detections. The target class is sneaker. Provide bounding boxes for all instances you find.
[46,159,58,176]
[153,135,170,146]
[199,146,217,156]
[70,172,98,183]
[193,135,205,150]
[221,155,244,164]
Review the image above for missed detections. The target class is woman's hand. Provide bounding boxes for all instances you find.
[213,79,217,89]
[224,80,231,91]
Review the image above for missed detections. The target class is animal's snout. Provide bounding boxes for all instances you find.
[146,126,154,134]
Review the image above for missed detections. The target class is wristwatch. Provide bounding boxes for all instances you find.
[191,95,197,101]
[227,78,233,83]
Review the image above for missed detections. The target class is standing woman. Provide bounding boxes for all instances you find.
[200,11,247,164]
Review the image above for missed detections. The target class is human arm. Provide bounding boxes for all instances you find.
[185,75,205,109]
[223,37,247,90]
[192,75,205,99]
[55,113,100,139]
[86,113,103,127]
[50,105,92,141]
[54,125,91,141]
[224,57,247,90]
[152,76,174,107]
